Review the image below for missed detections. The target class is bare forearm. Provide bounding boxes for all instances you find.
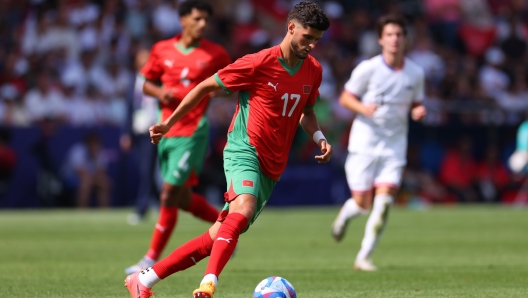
[143,80,163,99]
[162,76,220,128]
[339,90,364,114]
[300,109,322,138]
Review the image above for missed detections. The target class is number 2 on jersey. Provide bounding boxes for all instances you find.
[281,93,301,117]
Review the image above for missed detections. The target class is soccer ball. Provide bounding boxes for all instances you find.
[253,276,297,298]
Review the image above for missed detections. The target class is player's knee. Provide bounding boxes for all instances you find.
[228,194,257,221]
[353,194,372,210]
[160,183,183,206]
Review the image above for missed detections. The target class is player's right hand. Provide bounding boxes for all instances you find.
[149,123,170,145]
[315,140,333,164]
[361,104,377,117]
[159,88,176,104]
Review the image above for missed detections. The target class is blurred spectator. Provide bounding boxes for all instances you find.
[439,136,479,202]
[421,85,447,126]
[0,128,16,198]
[494,76,528,125]
[478,47,510,98]
[408,37,445,85]
[84,84,107,125]
[400,144,448,204]
[0,84,29,126]
[61,80,95,127]
[425,0,461,47]
[62,132,111,208]
[32,119,63,206]
[476,146,510,202]
[151,0,181,38]
[23,72,66,123]
[499,16,527,64]
[21,6,80,60]
[458,0,496,58]
[95,62,132,98]
[67,0,100,28]
[79,13,115,53]
[124,0,150,38]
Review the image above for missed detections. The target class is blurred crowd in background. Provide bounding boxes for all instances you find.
[1,0,528,208]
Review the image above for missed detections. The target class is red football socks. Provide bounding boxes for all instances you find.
[152,231,214,279]
[205,212,248,277]
[146,206,179,261]
[184,193,220,223]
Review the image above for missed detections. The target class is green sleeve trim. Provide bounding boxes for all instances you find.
[214,73,232,95]
[304,96,320,109]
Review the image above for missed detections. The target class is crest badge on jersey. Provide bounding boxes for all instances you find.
[303,85,312,94]
[242,180,254,188]
[196,60,208,69]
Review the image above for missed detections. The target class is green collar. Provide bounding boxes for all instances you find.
[277,57,304,76]
[175,41,200,55]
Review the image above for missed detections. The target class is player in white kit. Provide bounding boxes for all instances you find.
[331,15,427,271]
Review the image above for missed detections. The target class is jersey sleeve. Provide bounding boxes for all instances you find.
[413,68,425,103]
[305,70,322,109]
[214,54,254,94]
[344,60,372,98]
[139,44,163,81]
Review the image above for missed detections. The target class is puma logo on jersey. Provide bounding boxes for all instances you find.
[268,82,278,91]
[155,223,166,233]
[164,59,174,68]
[217,237,232,243]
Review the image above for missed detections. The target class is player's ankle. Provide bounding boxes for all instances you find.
[138,267,161,288]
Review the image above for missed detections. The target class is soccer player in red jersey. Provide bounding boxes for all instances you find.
[124,1,232,275]
[124,2,332,298]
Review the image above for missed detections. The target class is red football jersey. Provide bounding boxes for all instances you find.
[215,45,322,180]
[140,35,231,137]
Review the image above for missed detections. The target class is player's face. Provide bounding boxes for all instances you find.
[289,22,324,59]
[378,23,406,55]
[181,8,210,39]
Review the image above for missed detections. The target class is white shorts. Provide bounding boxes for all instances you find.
[345,153,405,193]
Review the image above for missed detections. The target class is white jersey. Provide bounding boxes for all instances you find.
[344,55,425,161]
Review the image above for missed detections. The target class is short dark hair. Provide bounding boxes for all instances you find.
[178,0,213,17]
[287,1,330,31]
[376,14,407,38]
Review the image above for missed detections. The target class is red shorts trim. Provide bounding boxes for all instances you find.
[217,180,239,223]
[217,210,229,223]
[183,171,199,187]
[351,188,373,195]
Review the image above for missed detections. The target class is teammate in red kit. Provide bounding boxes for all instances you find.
[124,0,232,274]
[124,2,332,297]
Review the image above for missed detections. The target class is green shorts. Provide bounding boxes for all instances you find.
[158,118,209,187]
[219,150,276,233]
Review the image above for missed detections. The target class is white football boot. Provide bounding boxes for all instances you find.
[125,257,156,275]
[331,217,350,242]
[354,258,378,271]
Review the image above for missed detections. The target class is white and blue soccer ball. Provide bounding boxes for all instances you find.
[253,276,297,298]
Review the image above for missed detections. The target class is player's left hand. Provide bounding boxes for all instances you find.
[315,140,332,164]
[411,105,427,121]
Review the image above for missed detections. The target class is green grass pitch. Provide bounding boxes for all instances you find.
[1,206,527,297]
